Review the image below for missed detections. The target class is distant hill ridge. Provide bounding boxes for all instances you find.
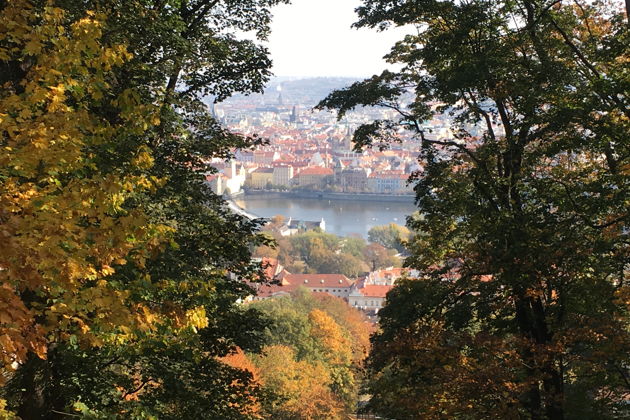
[222,76,360,106]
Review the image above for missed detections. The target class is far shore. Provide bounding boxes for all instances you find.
[235,190,416,203]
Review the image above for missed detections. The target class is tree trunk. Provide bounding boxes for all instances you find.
[16,354,47,420]
[514,291,565,420]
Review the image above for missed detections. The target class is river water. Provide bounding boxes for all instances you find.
[233,196,418,238]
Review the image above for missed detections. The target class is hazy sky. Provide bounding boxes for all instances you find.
[267,0,410,78]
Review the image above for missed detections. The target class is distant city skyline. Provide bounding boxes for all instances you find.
[267,0,411,78]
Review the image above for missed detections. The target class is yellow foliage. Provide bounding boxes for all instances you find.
[185,306,209,332]
[308,309,352,365]
[254,345,345,420]
[0,399,17,420]
[0,0,169,370]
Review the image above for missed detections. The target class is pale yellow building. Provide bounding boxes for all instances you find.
[249,167,274,189]
[296,166,333,188]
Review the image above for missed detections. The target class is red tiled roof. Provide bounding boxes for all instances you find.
[297,167,334,176]
[358,285,392,298]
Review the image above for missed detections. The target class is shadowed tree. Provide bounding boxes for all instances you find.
[319,0,629,418]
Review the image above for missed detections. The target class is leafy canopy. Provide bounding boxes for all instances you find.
[1,0,288,418]
[319,0,629,418]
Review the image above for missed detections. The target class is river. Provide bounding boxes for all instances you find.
[233,195,418,238]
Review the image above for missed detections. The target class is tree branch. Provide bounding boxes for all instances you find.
[122,379,151,399]
[556,180,628,229]
[547,15,630,120]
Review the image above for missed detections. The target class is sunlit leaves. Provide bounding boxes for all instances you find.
[250,290,372,418]
[0,0,167,368]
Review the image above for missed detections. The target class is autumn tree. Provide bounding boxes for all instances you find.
[1,0,286,418]
[319,0,629,418]
[253,345,345,420]
[0,0,168,384]
[340,236,368,258]
[363,242,399,270]
[278,230,371,277]
[367,223,410,253]
[250,289,372,418]
[310,251,369,278]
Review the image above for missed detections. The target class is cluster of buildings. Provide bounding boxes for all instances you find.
[204,77,506,198]
[245,258,418,320]
[201,80,454,196]
[213,78,479,320]
[204,136,418,196]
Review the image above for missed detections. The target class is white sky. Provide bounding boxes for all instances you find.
[267,0,410,78]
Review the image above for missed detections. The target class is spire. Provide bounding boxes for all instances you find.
[343,125,353,150]
[290,105,299,123]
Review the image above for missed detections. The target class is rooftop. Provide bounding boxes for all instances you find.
[298,166,334,176]
[284,273,353,288]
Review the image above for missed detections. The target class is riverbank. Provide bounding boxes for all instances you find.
[240,190,416,203]
[232,194,416,238]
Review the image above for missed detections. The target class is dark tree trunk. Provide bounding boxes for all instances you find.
[15,349,68,420]
[16,354,47,420]
[514,291,565,420]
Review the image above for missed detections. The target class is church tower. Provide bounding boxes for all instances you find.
[343,125,353,150]
[290,105,299,123]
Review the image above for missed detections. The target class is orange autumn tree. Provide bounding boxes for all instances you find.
[221,348,265,419]
[253,344,345,420]
[0,1,168,372]
[250,289,372,418]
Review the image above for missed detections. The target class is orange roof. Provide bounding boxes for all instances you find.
[358,285,392,298]
[297,167,334,176]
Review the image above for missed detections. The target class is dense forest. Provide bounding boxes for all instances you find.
[1,0,629,419]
